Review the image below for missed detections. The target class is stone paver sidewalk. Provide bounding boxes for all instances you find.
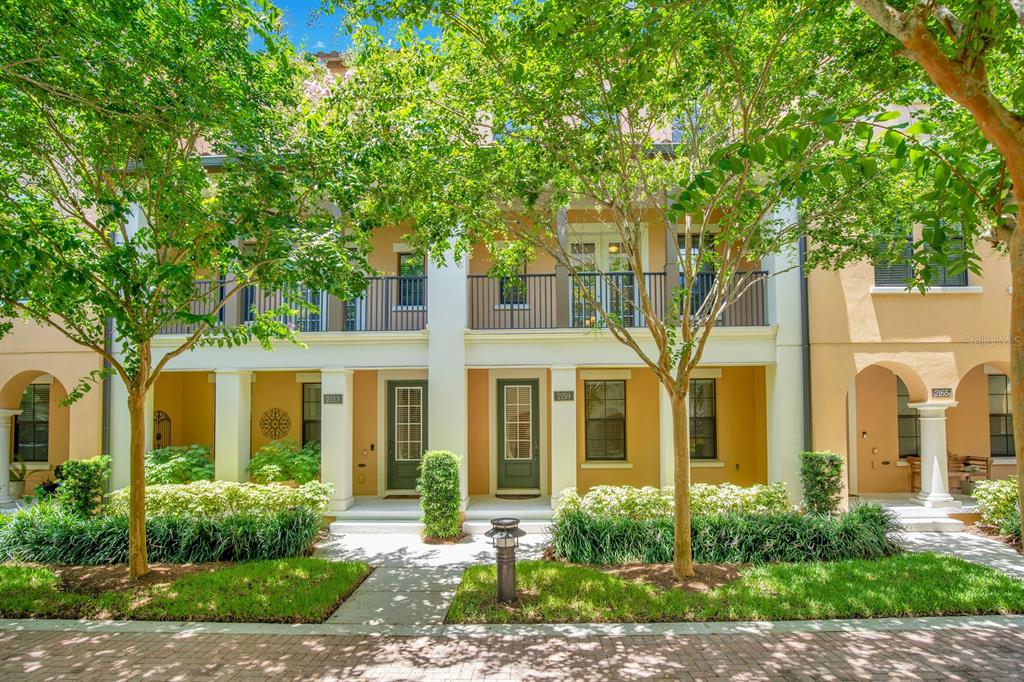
[3,624,1023,680]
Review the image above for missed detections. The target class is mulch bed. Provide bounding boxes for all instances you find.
[961,522,1023,552]
[596,563,745,592]
[46,562,230,595]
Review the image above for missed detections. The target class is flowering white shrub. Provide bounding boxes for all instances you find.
[106,480,332,518]
[973,476,1019,529]
[555,482,792,521]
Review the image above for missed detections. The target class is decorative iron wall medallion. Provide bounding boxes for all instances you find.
[259,408,291,439]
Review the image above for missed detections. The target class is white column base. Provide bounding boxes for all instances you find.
[0,409,21,504]
[910,492,962,509]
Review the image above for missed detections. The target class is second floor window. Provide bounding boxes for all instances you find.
[499,261,529,305]
[989,374,1014,458]
[398,253,425,307]
[874,231,968,287]
[896,378,919,457]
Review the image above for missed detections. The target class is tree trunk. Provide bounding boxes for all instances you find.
[671,388,694,579]
[126,384,148,578]
[1012,208,1024,533]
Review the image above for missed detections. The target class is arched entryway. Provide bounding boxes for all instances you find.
[847,362,928,495]
[0,371,72,499]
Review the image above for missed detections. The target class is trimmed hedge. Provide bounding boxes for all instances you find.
[799,451,844,515]
[106,480,332,518]
[418,450,462,538]
[550,503,903,565]
[55,455,110,516]
[0,503,321,565]
[556,483,792,521]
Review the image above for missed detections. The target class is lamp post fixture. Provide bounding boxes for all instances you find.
[485,517,527,604]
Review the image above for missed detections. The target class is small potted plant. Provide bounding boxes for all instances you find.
[8,453,27,499]
[961,464,984,495]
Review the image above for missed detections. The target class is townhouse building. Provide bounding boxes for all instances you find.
[1,209,1013,517]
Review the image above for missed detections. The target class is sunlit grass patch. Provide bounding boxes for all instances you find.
[447,553,1024,624]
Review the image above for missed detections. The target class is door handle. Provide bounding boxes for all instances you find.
[388,440,394,456]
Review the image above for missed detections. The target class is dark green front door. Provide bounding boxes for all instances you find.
[497,379,540,490]
[386,380,428,490]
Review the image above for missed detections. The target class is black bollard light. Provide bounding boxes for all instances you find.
[485,517,527,604]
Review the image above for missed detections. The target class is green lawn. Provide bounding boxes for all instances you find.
[0,558,371,623]
[447,553,1024,623]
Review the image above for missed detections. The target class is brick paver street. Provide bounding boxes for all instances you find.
[3,626,1024,681]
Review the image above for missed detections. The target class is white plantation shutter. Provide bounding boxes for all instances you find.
[503,385,533,460]
[395,386,423,460]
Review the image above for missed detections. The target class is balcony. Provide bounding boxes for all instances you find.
[468,271,768,330]
[158,276,428,334]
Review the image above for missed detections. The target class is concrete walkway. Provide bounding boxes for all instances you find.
[316,533,547,626]
[903,531,1024,579]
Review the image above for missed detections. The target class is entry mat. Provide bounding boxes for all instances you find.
[495,494,541,500]
[383,494,420,500]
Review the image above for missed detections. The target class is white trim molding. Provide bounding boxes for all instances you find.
[581,461,634,469]
[691,460,726,469]
[870,286,983,295]
[579,368,632,380]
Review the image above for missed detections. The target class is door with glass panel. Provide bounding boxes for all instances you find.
[569,239,636,327]
[496,379,540,490]
[386,380,428,490]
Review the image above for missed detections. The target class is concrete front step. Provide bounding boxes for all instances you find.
[898,517,965,532]
[330,519,551,536]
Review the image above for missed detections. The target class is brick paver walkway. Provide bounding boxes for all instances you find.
[3,626,1023,680]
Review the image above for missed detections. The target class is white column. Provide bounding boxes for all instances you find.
[763,216,806,500]
[550,366,577,508]
[214,369,252,482]
[0,409,22,504]
[427,242,470,507]
[320,368,354,512]
[765,349,805,499]
[659,385,674,487]
[109,376,131,490]
[909,401,959,508]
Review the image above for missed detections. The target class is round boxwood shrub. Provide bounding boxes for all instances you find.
[55,455,110,516]
[417,450,462,539]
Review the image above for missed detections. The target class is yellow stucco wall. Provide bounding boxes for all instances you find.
[352,370,378,495]
[810,239,1014,492]
[153,372,215,450]
[467,368,490,496]
[572,366,767,493]
[1,321,103,490]
[250,372,303,453]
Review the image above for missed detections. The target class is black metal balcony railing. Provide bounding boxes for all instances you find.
[468,270,768,330]
[342,275,427,331]
[242,285,327,332]
[569,272,667,329]
[157,279,226,335]
[468,274,557,329]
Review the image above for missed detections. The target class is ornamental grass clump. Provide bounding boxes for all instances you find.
[417,450,462,539]
[799,451,844,515]
[550,502,902,565]
[145,445,214,484]
[0,502,321,565]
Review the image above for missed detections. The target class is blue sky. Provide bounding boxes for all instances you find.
[275,1,435,53]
